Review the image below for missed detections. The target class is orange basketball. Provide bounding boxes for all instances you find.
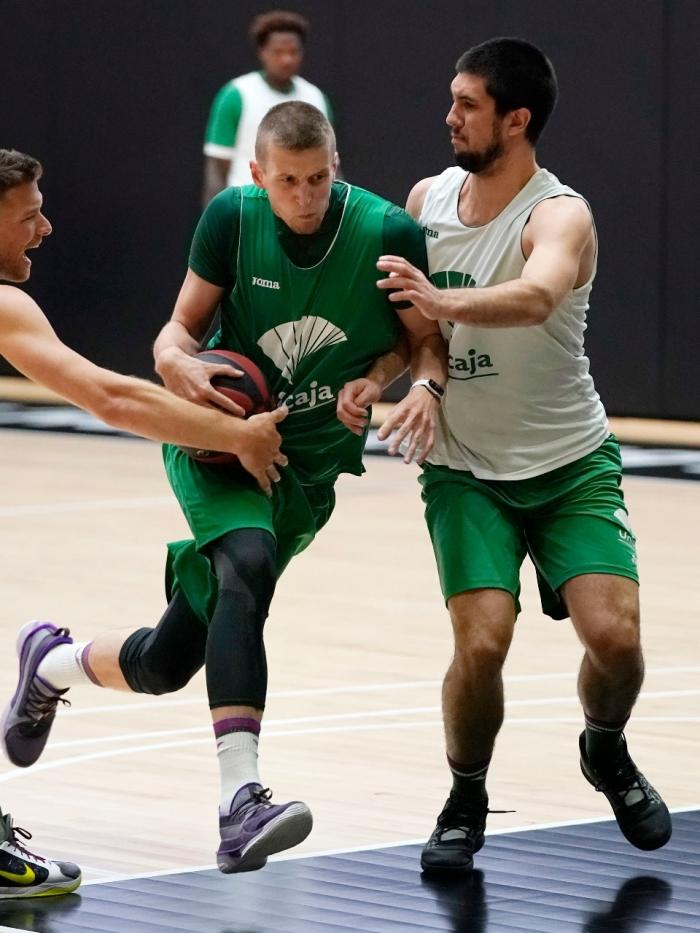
[179,350,272,465]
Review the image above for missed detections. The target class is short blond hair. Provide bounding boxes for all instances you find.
[255,102,335,161]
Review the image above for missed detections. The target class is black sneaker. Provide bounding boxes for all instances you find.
[579,731,672,850]
[420,794,488,873]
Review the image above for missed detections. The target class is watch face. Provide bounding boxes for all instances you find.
[428,379,445,397]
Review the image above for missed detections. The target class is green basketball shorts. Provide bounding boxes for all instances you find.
[419,436,638,619]
[162,444,336,623]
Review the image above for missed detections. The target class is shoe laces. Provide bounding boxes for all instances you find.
[235,786,273,819]
[436,795,515,833]
[596,746,657,806]
[436,796,488,837]
[26,673,71,725]
[1,817,46,865]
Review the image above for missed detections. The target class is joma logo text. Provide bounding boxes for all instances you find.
[252,276,280,289]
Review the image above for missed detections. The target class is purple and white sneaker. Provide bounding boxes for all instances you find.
[1,621,73,768]
[217,783,313,873]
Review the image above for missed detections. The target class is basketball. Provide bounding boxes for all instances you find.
[179,349,273,465]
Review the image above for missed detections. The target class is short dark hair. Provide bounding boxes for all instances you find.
[455,37,558,144]
[0,149,43,198]
[250,10,309,49]
[255,101,335,160]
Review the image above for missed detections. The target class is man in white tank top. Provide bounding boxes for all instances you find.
[374,38,671,872]
[202,10,332,205]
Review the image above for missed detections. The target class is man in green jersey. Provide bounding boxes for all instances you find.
[6,103,446,874]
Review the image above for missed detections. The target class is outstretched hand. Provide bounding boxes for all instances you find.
[237,406,289,497]
[376,256,448,321]
[377,384,439,464]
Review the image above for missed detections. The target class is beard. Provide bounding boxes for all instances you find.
[454,137,504,174]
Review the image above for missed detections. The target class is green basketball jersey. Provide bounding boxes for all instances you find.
[205,183,405,483]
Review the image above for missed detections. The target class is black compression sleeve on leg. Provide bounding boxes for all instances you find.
[205,528,277,710]
[119,589,207,695]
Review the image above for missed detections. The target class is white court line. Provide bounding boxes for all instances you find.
[2,714,699,784]
[62,665,700,717]
[48,688,700,751]
[79,803,700,888]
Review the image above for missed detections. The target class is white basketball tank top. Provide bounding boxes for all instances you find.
[422,166,608,480]
[228,73,329,187]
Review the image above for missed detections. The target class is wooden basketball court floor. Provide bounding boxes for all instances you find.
[0,424,698,931]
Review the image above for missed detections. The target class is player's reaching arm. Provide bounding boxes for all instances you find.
[377,195,595,326]
[0,286,287,496]
[378,307,446,462]
[336,202,447,463]
[338,307,446,464]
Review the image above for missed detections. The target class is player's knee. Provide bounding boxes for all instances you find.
[452,626,510,679]
[142,658,194,695]
[239,542,276,592]
[449,598,513,678]
[585,611,641,671]
[120,627,199,695]
[211,529,277,614]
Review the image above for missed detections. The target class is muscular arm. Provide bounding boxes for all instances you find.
[377,196,595,327]
[153,268,250,414]
[154,185,249,414]
[358,309,445,393]
[405,176,437,221]
[393,176,448,384]
[0,286,286,492]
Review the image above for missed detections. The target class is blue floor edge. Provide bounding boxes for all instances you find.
[0,809,698,933]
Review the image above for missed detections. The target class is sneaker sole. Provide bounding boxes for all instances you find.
[579,757,672,850]
[218,803,313,874]
[0,875,82,899]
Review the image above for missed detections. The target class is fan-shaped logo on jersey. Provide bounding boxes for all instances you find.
[430,270,476,289]
[257,316,347,381]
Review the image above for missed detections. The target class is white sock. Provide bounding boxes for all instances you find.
[36,642,95,690]
[217,730,261,815]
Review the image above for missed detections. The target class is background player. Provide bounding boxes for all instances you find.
[202,9,333,204]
